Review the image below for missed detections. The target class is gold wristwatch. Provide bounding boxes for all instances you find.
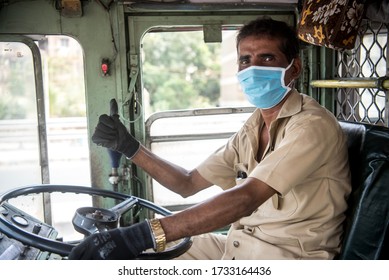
[148,218,166,252]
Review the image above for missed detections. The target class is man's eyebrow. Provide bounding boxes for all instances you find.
[238,54,250,61]
[259,53,275,58]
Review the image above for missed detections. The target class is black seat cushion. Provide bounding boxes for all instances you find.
[338,121,389,259]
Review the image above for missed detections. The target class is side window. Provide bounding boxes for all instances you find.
[0,36,90,240]
[40,36,91,240]
[39,36,90,186]
[142,28,253,209]
[142,29,248,115]
[0,41,41,188]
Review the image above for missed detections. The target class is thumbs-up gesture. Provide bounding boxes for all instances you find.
[92,99,140,159]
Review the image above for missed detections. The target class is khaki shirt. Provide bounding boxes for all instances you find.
[196,90,351,259]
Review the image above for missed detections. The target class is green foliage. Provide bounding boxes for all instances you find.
[47,56,86,117]
[0,47,36,120]
[0,38,86,120]
[142,31,221,113]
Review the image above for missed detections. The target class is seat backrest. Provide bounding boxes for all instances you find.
[338,121,389,259]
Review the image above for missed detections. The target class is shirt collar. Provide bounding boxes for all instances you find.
[243,89,303,131]
[276,89,303,119]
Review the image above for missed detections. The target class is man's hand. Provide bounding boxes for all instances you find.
[68,221,154,260]
[92,99,140,159]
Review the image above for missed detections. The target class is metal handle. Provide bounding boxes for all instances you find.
[310,77,389,91]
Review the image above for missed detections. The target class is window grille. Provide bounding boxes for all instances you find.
[336,21,389,126]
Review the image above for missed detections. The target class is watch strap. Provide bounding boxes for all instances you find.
[148,218,166,252]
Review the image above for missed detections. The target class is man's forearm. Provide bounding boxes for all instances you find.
[159,177,276,243]
[131,145,211,197]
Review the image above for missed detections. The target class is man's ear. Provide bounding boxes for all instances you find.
[290,57,302,79]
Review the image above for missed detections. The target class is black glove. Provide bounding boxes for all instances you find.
[92,99,140,159]
[68,221,154,260]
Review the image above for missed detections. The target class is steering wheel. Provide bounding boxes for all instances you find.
[0,184,192,259]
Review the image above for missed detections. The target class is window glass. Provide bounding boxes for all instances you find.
[41,36,91,240]
[0,42,41,190]
[0,41,44,220]
[40,36,90,186]
[142,29,252,207]
[142,29,250,117]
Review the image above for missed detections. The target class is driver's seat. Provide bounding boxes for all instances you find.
[337,121,389,259]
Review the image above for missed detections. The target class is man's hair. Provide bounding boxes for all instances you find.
[236,17,300,63]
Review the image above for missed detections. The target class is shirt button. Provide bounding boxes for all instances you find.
[233,241,240,247]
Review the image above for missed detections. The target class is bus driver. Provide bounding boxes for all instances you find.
[69,17,351,260]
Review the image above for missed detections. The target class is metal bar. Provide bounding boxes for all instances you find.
[145,107,254,147]
[146,107,254,130]
[121,2,297,13]
[109,196,138,215]
[149,132,235,143]
[311,77,389,90]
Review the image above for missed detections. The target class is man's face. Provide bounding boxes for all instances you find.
[237,35,298,84]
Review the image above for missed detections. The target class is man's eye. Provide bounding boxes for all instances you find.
[263,56,273,62]
[239,59,249,66]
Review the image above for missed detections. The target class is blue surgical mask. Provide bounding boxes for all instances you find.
[237,60,294,109]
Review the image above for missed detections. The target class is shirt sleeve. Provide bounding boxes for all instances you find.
[196,133,240,190]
